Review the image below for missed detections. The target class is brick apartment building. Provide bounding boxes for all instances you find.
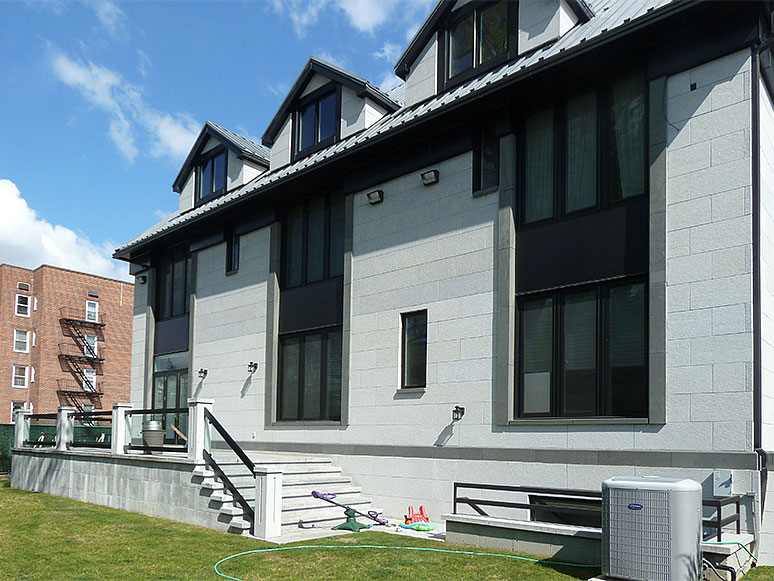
[0,264,133,423]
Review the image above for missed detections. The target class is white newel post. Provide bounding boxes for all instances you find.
[55,406,75,452]
[187,398,213,462]
[13,409,31,448]
[111,403,133,455]
[254,466,283,539]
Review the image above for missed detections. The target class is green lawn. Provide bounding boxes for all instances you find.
[2,479,773,580]
[0,479,599,580]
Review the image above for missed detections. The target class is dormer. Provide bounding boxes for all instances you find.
[262,57,401,171]
[395,0,593,107]
[173,121,269,212]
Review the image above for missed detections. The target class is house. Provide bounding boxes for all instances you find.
[0,263,133,421]
[94,0,774,565]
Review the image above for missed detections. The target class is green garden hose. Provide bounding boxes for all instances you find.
[213,544,600,581]
[702,541,757,563]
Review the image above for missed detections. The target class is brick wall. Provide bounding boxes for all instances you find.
[0,264,133,422]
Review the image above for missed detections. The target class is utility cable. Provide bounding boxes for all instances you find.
[213,544,600,581]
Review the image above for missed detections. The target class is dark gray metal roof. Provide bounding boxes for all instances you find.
[261,56,402,147]
[171,121,269,193]
[116,0,681,258]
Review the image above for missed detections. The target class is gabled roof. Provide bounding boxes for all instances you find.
[172,121,269,194]
[394,0,594,79]
[116,0,684,260]
[261,56,402,147]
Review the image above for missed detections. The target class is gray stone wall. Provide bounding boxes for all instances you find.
[11,449,224,530]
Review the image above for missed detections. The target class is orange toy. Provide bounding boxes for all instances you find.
[403,505,430,524]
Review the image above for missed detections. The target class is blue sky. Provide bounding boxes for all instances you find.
[0,0,434,280]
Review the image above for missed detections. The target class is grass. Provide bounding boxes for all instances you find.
[0,479,600,580]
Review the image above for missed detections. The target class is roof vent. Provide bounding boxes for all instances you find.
[17,282,30,291]
[88,290,99,298]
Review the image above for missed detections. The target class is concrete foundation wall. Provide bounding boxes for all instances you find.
[11,449,224,530]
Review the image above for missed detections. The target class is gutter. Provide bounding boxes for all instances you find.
[115,0,702,260]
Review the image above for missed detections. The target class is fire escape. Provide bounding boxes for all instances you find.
[58,307,106,413]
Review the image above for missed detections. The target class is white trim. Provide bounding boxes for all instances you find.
[30,366,35,383]
[12,365,28,388]
[83,368,97,392]
[13,329,29,353]
[86,300,99,322]
[33,296,38,311]
[32,331,36,347]
[15,294,30,317]
[84,334,98,357]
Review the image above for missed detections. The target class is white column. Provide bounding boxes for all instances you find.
[254,466,283,539]
[13,409,31,448]
[111,403,133,455]
[187,398,213,462]
[55,406,75,452]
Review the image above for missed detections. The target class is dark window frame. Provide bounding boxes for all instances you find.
[518,71,648,229]
[195,146,228,206]
[292,82,342,162]
[473,118,500,194]
[225,226,239,275]
[155,246,192,321]
[439,1,518,92]
[277,327,342,422]
[401,310,428,389]
[516,276,649,419]
[281,193,344,290]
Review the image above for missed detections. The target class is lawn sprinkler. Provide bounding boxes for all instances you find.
[311,490,388,532]
[399,505,436,531]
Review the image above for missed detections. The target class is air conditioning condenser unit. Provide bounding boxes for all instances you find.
[602,476,701,581]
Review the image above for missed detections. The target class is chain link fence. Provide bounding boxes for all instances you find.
[0,424,14,474]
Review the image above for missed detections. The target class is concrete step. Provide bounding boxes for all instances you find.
[281,501,373,525]
[282,484,362,499]
[228,517,252,533]
[283,492,366,511]
[220,503,246,517]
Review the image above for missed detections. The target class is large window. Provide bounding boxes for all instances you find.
[13,330,29,353]
[521,73,646,225]
[402,311,427,389]
[518,279,647,418]
[84,334,98,358]
[85,300,99,323]
[447,2,513,84]
[197,149,227,203]
[279,329,342,421]
[156,247,192,320]
[282,194,344,289]
[295,86,338,157]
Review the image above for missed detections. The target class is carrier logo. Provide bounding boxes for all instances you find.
[627,503,644,511]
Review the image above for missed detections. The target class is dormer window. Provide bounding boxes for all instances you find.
[197,148,227,203]
[445,2,516,87]
[294,84,340,160]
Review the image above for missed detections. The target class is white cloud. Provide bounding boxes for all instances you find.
[374,42,402,63]
[137,49,151,77]
[93,0,127,38]
[270,0,331,37]
[317,51,347,70]
[334,0,391,34]
[51,51,199,164]
[0,179,130,281]
[378,71,402,92]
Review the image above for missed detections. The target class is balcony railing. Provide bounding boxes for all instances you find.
[60,306,105,326]
[58,343,105,361]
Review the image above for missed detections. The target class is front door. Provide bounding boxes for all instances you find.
[152,370,188,444]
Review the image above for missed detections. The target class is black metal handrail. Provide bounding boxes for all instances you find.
[58,343,105,361]
[204,449,255,523]
[69,411,112,419]
[204,408,255,473]
[125,407,189,416]
[453,482,602,522]
[28,413,59,420]
[703,495,742,541]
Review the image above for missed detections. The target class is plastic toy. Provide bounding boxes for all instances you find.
[311,490,388,532]
[400,505,436,530]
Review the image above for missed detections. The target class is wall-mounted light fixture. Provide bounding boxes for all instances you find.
[247,361,258,374]
[452,405,466,422]
[198,368,208,380]
[420,169,440,186]
[366,190,384,205]
[137,275,147,284]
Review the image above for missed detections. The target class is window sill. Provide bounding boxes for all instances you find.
[225,269,238,277]
[269,420,343,428]
[12,386,28,389]
[472,185,498,198]
[394,387,425,398]
[507,417,649,426]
